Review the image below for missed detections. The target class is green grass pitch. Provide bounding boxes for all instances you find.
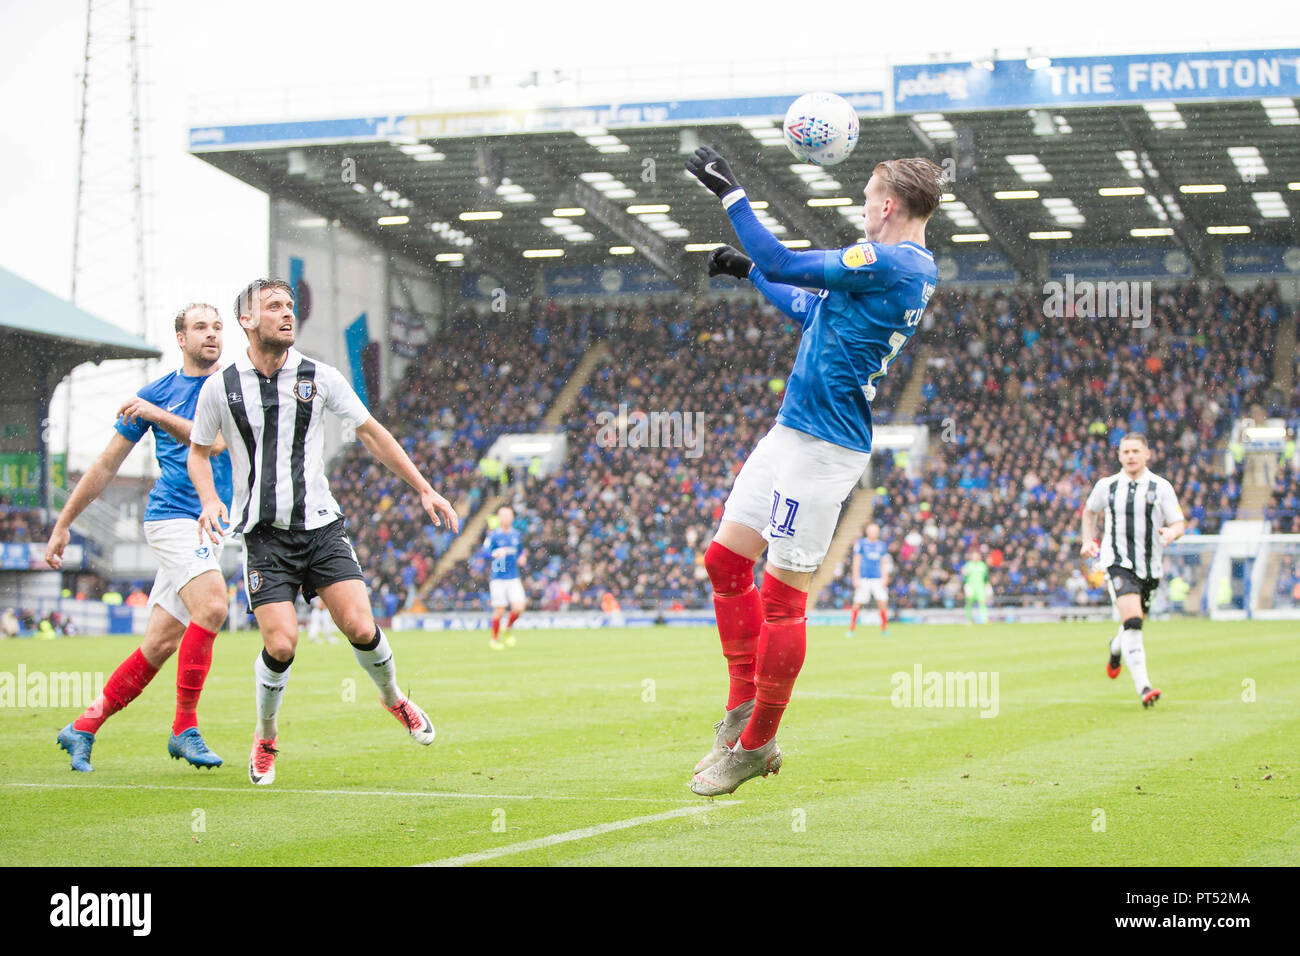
[1,619,1296,866]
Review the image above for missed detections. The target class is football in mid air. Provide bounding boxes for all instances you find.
[782,92,860,167]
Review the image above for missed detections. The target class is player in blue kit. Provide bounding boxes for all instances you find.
[47,303,235,771]
[481,505,527,650]
[847,522,892,637]
[685,147,943,795]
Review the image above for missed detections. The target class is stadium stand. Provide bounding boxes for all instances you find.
[0,505,54,542]
[875,281,1286,609]
[328,299,590,616]
[320,279,1289,616]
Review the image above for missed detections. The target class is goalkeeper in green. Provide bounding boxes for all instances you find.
[961,549,990,624]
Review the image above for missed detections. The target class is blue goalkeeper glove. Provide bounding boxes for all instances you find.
[685,146,743,201]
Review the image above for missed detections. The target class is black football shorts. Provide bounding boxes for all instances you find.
[1106,564,1158,615]
[243,518,366,609]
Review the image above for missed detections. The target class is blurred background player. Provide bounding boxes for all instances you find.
[685,146,941,796]
[847,522,891,637]
[47,303,233,771]
[481,505,526,650]
[1081,432,1185,708]
[306,595,339,644]
[188,278,458,785]
[961,548,990,625]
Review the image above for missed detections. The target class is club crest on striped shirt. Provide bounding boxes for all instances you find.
[1146,487,1157,504]
[295,379,317,402]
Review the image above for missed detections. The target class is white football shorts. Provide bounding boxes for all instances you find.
[722,423,871,574]
[854,579,888,604]
[143,518,224,624]
[489,577,526,608]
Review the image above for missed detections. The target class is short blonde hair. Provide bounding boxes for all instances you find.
[873,157,945,220]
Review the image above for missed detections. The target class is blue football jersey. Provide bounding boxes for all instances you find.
[482,528,522,580]
[115,369,233,522]
[724,193,937,454]
[776,242,936,453]
[855,538,889,579]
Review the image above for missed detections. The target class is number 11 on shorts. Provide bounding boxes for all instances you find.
[769,491,799,539]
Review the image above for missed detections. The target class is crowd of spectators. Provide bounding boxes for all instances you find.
[861,282,1284,609]
[321,279,1289,614]
[425,296,805,610]
[328,300,603,614]
[1270,459,1300,534]
[0,607,76,637]
[0,505,53,542]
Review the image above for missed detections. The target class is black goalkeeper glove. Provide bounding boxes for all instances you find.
[685,146,743,200]
[707,245,753,280]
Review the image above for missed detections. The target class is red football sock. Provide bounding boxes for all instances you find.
[173,622,218,735]
[506,609,521,629]
[491,616,501,640]
[849,607,860,632]
[705,541,762,710]
[75,647,159,734]
[880,607,888,630]
[740,574,807,751]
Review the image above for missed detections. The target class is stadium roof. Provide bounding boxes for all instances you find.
[191,96,1300,287]
[0,266,161,362]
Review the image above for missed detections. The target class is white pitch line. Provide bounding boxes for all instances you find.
[798,691,1214,705]
[417,802,739,867]
[0,781,698,804]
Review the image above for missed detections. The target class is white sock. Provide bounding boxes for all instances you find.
[254,649,292,740]
[352,629,401,707]
[1121,628,1151,693]
[1109,629,1123,657]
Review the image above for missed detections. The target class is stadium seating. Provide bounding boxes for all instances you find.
[0,505,53,543]
[330,280,1290,615]
[872,282,1284,609]
[328,299,591,616]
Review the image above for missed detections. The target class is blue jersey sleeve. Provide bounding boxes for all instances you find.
[724,194,827,287]
[748,267,819,326]
[820,243,895,293]
[726,193,897,295]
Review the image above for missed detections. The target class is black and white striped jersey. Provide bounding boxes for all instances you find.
[192,347,371,533]
[1085,468,1185,580]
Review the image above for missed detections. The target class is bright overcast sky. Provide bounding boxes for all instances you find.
[1,0,1297,472]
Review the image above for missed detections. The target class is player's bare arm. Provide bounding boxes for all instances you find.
[1080,509,1103,558]
[117,397,227,455]
[44,433,135,569]
[851,552,861,585]
[354,417,459,532]
[187,440,228,545]
[1158,519,1186,546]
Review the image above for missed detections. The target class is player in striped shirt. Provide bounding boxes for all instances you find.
[1081,433,1186,708]
[847,522,891,637]
[188,278,459,784]
[685,148,942,795]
